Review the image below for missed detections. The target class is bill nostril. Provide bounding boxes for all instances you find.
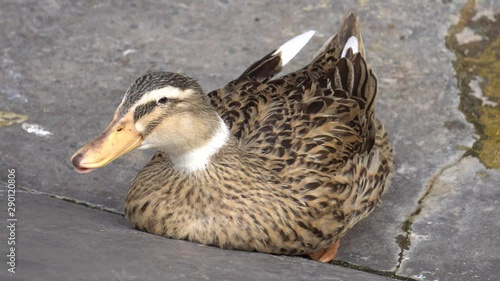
[71,153,84,168]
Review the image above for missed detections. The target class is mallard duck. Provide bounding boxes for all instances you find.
[71,13,393,263]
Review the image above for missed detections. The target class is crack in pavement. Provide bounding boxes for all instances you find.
[393,155,466,274]
[332,260,418,281]
[0,181,124,216]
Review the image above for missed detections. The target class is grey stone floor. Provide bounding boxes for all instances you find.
[0,0,499,280]
[0,185,394,281]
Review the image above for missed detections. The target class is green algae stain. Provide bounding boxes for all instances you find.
[446,0,500,169]
[0,111,28,127]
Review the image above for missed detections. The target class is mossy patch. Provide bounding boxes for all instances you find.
[0,111,28,127]
[446,0,500,169]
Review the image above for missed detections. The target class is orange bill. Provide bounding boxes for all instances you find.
[71,113,143,173]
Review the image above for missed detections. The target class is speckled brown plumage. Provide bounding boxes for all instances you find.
[122,13,393,257]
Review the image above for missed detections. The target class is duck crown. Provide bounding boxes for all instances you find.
[119,71,203,114]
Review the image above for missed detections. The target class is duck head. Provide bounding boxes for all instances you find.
[71,71,228,173]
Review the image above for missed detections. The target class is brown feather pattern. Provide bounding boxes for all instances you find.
[124,13,393,256]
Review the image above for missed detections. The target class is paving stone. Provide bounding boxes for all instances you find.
[0,0,498,278]
[398,157,500,281]
[0,184,393,281]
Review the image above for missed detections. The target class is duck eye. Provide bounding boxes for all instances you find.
[157,97,169,104]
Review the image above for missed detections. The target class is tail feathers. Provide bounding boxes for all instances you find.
[239,30,315,82]
[312,12,365,64]
[337,12,365,58]
[329,13,373,116]
[332,54,377,153]
[311,12,376,154]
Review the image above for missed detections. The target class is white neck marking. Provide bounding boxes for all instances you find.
[170,117,230,173]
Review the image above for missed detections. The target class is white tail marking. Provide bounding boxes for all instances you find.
[341,36,359,58]
[274,30,315,66]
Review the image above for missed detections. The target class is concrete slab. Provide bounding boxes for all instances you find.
[0,0,499,279]
[0,184,393,281]
[398,157,500,281]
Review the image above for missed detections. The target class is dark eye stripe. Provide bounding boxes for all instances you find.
[144,112,170,136]
[144,117,162,136]
[133,101,157,122]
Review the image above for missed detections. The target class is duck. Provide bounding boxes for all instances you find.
[71,13,393,263]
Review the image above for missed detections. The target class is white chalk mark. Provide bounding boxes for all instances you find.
[22,123,53,138]
[122,49,136,56]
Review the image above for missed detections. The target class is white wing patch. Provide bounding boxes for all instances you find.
[274,30,315,66]
[341,36,359,58]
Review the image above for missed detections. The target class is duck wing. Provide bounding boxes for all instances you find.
[209,13,377,174]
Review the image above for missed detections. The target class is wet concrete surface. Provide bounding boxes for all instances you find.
[0,0,499,280]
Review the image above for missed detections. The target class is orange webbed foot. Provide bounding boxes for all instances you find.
[308,240,340,263]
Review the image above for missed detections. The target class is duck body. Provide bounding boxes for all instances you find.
[72,13,393,261]
[126,120,391,256]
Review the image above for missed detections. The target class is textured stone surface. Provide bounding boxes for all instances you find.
[0,0,499,280]
[0,185,392,281]
[399,157,500,281]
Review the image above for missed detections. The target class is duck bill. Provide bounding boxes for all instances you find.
[71,114,143,173]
